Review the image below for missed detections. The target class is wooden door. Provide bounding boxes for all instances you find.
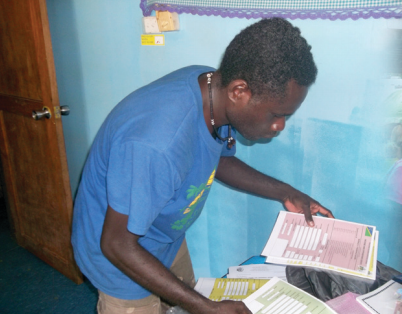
[0,0,82,284]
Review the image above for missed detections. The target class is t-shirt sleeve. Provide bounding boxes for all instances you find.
[106,142,179,235]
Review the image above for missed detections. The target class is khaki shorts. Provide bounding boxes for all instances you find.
[97,239,195,314]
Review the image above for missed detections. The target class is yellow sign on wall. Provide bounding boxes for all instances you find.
[141,34,165,46]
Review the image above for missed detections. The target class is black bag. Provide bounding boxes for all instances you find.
[286,261,402,302]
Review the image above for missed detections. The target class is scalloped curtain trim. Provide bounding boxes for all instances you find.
[140,1,402,20]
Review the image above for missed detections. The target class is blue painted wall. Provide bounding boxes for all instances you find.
[47,0,402,279]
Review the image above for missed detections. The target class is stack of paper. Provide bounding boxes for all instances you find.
[227,264,287,281]
[261,212,379,280]
[194,278,269,301]
[195,277,338,313]
[192,212,386,313]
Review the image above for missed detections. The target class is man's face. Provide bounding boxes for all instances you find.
[227,80,308,141]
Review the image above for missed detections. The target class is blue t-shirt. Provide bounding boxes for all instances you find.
[71,66,236,300]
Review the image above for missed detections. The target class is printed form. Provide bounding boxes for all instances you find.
[194,278,269,301]
[262,212,376,278]
[243,277,336,314]
[227,264,287,282]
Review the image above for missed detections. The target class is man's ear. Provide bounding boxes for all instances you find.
[227,80,252,107]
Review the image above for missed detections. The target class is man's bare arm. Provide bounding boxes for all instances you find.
[100,205,252,314]
[215,156,334,226]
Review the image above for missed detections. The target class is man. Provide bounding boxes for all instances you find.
[72,18,334,314]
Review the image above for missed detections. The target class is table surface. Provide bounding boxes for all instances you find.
[241,256,266,265]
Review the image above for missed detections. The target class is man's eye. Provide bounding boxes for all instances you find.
[274,114,292,119]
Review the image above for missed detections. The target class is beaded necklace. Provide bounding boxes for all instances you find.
[207,73,235,149]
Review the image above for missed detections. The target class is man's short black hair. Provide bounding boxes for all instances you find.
[218,18,317,99]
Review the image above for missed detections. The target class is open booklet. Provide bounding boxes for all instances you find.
[243,277,337,314]
[261,212,378,280]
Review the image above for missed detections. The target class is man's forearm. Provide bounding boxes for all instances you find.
[215,156,334,225]
[100,206,213,314]
[100,206,252,314]
[215,156,293,202]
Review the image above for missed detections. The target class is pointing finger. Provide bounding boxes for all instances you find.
[303,203,315,227]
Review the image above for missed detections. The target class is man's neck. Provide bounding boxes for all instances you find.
[198,71,229,137]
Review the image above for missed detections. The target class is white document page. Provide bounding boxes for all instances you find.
[356,279,402,314]
[227,264,287,282]
[262,212,376,279]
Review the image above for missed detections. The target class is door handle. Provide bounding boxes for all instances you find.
[32,106,70,120]
[32,107,51,120]
[59,105,70,116]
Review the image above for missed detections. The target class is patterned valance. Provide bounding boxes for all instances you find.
[140,0,402,20]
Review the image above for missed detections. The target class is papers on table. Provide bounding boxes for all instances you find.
[356,279,402,314]
[243,277,336,314]
[227,264,287,282]
[194,278,269,301]
[261,212,378,280]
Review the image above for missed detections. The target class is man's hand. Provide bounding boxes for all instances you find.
[187,300,252,314]
[283,188,334,227]
[208,300,252,314]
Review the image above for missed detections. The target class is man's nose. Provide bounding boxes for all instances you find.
[272,117,286,132]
